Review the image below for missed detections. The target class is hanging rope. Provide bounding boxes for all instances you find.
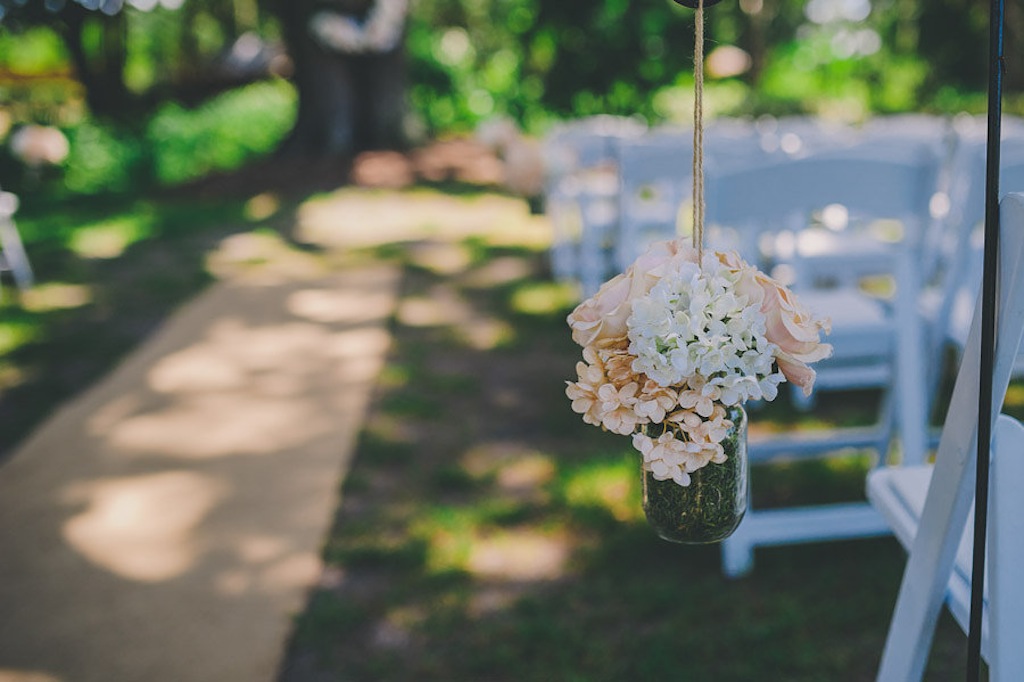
[692,0,706,264]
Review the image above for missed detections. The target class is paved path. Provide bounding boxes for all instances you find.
[0,264,401,682]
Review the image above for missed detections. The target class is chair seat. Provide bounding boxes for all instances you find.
[797,289,894,365]
[866,465,987,650]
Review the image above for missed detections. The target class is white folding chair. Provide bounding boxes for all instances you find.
[614,120,793,275]
[544,117,646,296]
[867,414,1024,681]
[866,191,1024,682]
[0,190,33,297]
[708,144,943,577]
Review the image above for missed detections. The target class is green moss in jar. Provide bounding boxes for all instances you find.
[641,405,748,544]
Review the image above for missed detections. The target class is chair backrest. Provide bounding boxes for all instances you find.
[614,121,787,272]
[544,115,647,186]
[752,115,857,158]
[704,143,940,276]
[544,118,646,294]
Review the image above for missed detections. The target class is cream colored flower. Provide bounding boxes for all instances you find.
[565,347,608,427]
[569,241,832,488]
[597,381,641,435]
[633,430,695,486]
[716,250,765,309]
[758,272,832,360]
[678,375,719,418]
[604,349,639,384]
[634,380,678,423]
[683,443,726,472]
[693,405,733,445]
[668,408,702,430]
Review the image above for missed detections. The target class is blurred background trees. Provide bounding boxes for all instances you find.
[0,0,1018,198]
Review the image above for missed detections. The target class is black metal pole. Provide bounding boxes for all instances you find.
[968,0,1005,678]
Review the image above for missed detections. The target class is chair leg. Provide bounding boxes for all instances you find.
[721,515,756,578]
[0,217,33,291]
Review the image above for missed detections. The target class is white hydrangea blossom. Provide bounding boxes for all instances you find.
[567,241,831,489]
[627,253,784,406]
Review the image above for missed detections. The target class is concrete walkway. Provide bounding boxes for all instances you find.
[0,264,401,682]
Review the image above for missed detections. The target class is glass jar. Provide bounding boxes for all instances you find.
[641,405,748,544]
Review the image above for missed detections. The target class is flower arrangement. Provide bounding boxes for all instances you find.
[566,238,832,489]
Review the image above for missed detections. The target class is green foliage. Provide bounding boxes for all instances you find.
[0,0,1011,195]
[146,79,295,185]
[2,79,296,197]
[404,0,1003,133]
[62,122,150,194]
[0,25,67,74]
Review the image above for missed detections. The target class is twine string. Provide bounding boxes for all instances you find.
[692,0,705,263]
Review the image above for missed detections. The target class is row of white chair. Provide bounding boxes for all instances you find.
[544,114,1024,576]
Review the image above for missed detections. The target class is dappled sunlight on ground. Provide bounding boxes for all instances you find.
[466,530,572,581]
[244,192,281,221]
[350,151,417,189]
[62,471,225,582]
[406,240,475,275]
[102,319,356,458]
[0,670,62,682]
[397,287,477,328]
[395,281,517,350]
[19,283,92,313]
[295,188,551,251]
[460,443,555,489]
[458,255,534,287]
[0,259,401,681]
[205,231,326,282]
[2,186,571,682]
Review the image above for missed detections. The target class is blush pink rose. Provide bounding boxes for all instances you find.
[716,250,766,309]
[717,250,832,395]
[756,273,832,395]
[567,238,700,348]
[774,351,819,396]
[566,273,633,347]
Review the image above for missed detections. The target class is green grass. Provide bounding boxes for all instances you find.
[2,185,981,681]
[280,229,977,682]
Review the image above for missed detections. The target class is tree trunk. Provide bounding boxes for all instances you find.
[272,0,407,159]
[58,5,133,120]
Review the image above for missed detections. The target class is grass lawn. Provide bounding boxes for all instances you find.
[0,184,1002,681]
[275,204,982,682]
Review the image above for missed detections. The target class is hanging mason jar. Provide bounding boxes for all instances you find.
[641,405,748,544]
